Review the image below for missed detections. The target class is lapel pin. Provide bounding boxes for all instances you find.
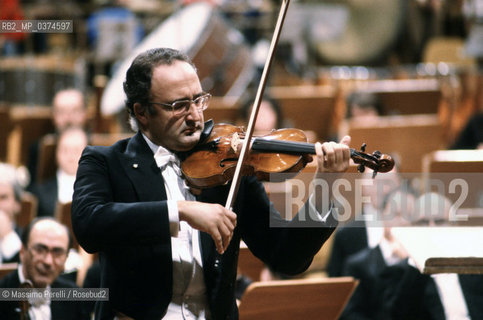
[133,164,139,169]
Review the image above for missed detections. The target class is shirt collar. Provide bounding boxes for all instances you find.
[142,133,176,157]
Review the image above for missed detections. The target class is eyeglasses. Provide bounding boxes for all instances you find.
[28,244,67,259]
[149,93,211,116]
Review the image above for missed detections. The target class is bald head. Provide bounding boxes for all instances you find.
[413,192,453,226]
[52,89,87,132]
[56,127,88,176]
[20,218,70,288]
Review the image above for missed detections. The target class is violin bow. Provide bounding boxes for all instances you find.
[225,0,291,210]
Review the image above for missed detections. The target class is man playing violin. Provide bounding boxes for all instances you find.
[72,47,351,319]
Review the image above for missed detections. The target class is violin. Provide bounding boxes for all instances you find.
[181,122,395,189]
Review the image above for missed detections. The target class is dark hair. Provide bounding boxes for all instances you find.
[238,94,284,129]
[346,91,383,118]
[21,217,72,249]
[123,48,196,128]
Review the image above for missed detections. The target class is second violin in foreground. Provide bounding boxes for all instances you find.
[180,122,395,189]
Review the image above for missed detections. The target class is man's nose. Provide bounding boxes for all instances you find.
[186,103,202,121]
[41,251,56,266]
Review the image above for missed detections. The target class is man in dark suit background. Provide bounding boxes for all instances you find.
[0,217,88,319]
[341,191,483,320]
[327,166,401,277]
[72,47,352,319]
[27,88,88,189]
[30,127,88,217]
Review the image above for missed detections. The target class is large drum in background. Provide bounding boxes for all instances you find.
[101,2,255,116]
[0,56,82,106]
[315,0,405,66]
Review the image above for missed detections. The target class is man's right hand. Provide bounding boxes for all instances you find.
[178,201,237,254]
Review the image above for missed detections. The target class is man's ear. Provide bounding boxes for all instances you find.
[133,103,148,126]
[19,245,26,263]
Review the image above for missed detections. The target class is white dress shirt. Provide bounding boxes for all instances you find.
[18,264,51,320]
[56,169,77,204]
[377,228,470,320]
[143,135,210,319]
[363,204,384,249]
[432,273,470,320]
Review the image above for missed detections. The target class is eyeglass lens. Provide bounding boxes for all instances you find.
[30,244,67,258]
[172,95,209,114]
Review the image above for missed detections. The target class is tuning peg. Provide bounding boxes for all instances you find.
[372,170,378,179]
[373,150,382,159]
[360,143,366,153]
[357,164,365,173]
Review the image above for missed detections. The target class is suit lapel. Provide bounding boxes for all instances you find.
[118,132,167,202]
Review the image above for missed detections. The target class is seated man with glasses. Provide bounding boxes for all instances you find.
[0,217,88,319]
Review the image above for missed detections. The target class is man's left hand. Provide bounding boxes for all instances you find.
[314,135,351,174]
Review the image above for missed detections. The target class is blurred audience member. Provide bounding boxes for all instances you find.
[31,127,88,217]
[0,0,26,55]
[340,189,418,320]
[27,88,87,187]
[0,163,29,264]
[0,217,88,319]
[327,165,402,277]
[346,91,383,120]
[335,90,383,141]
[86,0,144,85]
[450,112,483,149]
[238,95,284,134]
[341,191,483,320]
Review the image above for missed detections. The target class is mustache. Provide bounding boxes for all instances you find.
[183,121,202,131]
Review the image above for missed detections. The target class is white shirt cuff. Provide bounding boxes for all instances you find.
[167,200,180,237]
[308,193,333,222]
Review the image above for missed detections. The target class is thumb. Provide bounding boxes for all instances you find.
[340,135,351,147]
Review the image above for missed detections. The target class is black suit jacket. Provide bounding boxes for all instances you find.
[72,131,337,319]
[341,245,483,320]
[30,177,58,217]
[0,270,88,320]
[327,220,368,277]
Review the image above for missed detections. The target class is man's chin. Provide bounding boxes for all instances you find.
[32,274,55,288]
[180,133,201,149]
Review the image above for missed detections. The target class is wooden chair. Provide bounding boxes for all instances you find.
[423,37,476,67]
[7,106,54,166]
[17,192,38,229]
[90,133,134,147]
[36,133,58,183]
[354,79,443,115]
[421,149,483,211]
[239,277,358,320]
[268,85,336,141]
[238,242,265,282]
[0,104,12,162]
[203,96,238,124]
[340,114,446,172]
[0,263,18,280]
[54,202,77,249]
[422,149,483,173]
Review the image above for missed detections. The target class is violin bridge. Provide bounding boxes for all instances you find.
[230,132,240,153]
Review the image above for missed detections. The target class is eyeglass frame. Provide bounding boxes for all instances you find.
[28,243,68,260]
[148,93,211,115]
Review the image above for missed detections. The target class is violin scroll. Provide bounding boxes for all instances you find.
[352,143,395,178]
